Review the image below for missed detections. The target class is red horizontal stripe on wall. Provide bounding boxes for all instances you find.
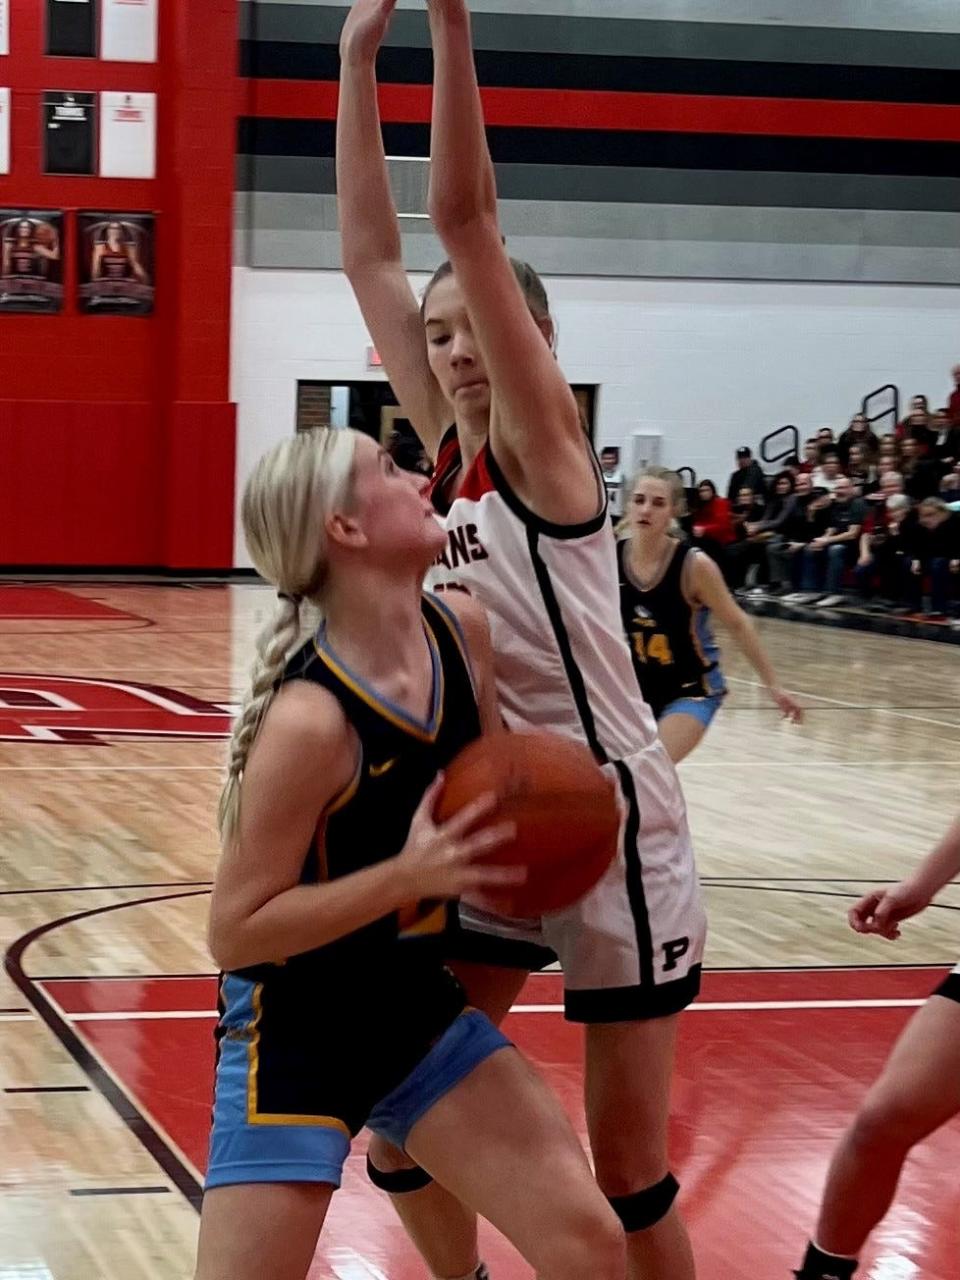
[240,79,960,143]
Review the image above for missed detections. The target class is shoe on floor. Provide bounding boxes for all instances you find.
[815,594,845,608]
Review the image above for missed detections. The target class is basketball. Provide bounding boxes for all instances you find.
[437,731,621,917]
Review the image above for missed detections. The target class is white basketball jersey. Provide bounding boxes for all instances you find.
[427,430,658,761]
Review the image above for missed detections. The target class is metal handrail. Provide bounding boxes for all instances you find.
[676,466,696,489]
[861,384,899,436]
[760,424,800,467]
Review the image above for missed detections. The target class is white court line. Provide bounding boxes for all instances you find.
[0,766,223,773]
[0,1013,34,1022]
[681,760,960,768]
[725,675,960,735]
[56,998,928,1023]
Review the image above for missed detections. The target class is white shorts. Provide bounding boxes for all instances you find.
[455,740,706,1024]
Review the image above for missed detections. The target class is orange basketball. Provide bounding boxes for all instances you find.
[437,731,621,917]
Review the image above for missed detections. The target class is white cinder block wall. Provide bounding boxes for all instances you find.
[231,266,960,566]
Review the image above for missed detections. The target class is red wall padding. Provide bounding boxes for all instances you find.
[0,0,238,568]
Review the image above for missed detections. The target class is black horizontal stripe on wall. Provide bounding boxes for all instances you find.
[238,119,960,180]
[240,6,960,73]
[241,42,960,105]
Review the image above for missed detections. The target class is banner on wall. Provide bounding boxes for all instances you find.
[0,0,8,57]
[46,0,97,58]
[0,90,9,175]
[101,0,157,63]
[0,211,64,313]
[78,212,155,315]
[44,92,96,175]
[99,92,155,179]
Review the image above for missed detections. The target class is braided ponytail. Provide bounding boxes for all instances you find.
[218,428,358,842]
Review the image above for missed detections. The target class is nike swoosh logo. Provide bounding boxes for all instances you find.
[368,758,397,778]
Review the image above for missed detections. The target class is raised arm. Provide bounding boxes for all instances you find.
[337,0,448,457]
[688,552,804,724]
[425,0,598,524]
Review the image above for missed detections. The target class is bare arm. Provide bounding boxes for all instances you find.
[850,814,960,941]
[689,552,803,723]
[208,679,518,971]
[337,0,448,456]
[438,591,502,734]
[425,0,597,524]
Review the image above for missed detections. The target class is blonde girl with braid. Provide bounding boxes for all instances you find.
[195,427,625,1280]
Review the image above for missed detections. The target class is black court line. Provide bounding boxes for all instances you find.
[0,881,213,898]
[4,891,208,1211]
[702,876,959,885]
[0,1006,30,1013]
[5,1085,90,1093]
[70,1186,170,1197]
[708,883,960,911]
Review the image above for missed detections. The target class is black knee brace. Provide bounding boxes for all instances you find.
[608,1173,679,1232]
[366,1153,434,1194]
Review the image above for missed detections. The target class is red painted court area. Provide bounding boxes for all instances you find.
[0,587,139,622]
[42,968,960,1279]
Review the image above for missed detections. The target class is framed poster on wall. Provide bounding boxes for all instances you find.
[101,0,157,62]
[78,212,154,315]
[0,210,64,313]
[99,92,155,179]
[44,92,96,175]
[0,89,9,175]
[46,0,96,57]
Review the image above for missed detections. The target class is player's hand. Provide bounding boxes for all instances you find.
[770,687,803,723]
[911,559,922,575]
[394,775,523,903]
[340,0,398,65]
[848,879,934,940]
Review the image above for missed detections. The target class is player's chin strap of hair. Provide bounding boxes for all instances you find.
[608,1173,680,1232]
[366,1154,434,1194]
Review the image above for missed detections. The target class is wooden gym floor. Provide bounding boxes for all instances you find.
[0,582,957,1279]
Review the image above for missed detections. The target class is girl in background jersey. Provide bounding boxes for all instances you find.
[194,428,624,1280]
[796,813,960,1280]
[621,467,803,763]
[339,1,704,1277]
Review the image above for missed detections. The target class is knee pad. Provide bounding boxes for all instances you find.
[365,1153,434,1194]
[608,1173,679,1232]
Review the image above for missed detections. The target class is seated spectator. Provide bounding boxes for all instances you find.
[909,498,960,620]
[931,409,960,469]
[846,443,879,496]
[783,454,802,481]
[903,409,936,455]
[726,446,768,503]
[817,427,836,449]
[897,394,930,439]
[855,494,915,611]
[837,413,880,466]
[773,475,833,594]
[692,479,736,573]
[799,437,822,474]
[941,465,960,504]
[811,450,844,493]
[949,364,960,426]
[877,436,901,477]
[797,475,867,607]
[901,437,942,500]
[726,483,779,590]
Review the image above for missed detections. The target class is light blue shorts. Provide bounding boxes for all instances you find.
[659,693,724,729]
[205,1006,510,1191]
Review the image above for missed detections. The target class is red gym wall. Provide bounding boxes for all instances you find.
[0,0,238,569]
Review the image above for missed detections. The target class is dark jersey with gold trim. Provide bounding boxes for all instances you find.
[232,588,483,998]
[618,539,725,719]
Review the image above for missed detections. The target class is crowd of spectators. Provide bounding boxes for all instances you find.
[689,366,960,624]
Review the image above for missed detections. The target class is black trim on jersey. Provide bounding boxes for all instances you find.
[564,965,702,1024]
[487,445,607,542]
[526,526,608,763]
[613,760,655,990]
[934,972,960,1004]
